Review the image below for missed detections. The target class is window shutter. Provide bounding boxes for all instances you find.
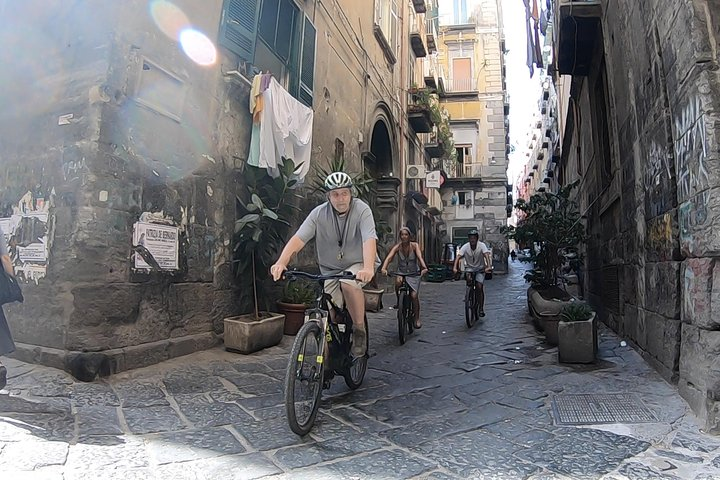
[220,0,261,63]
[298,16,316,108]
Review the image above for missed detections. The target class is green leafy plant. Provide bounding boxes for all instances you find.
[501,181,586,289]
[560,302,594,322]
[233,159,303,319]
[281,278,316,305]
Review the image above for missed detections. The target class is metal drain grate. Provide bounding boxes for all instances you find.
[551,393,658,425]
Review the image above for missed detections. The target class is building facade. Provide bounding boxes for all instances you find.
[550,0,720,431]
[0,0,436,378]
[436,0,510,271]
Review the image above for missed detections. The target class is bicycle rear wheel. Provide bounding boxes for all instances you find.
[465,285,476,329]
[344,315,369,390]
[285,321,324,436]
[397,291,407,345]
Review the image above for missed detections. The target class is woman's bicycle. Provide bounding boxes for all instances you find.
[282,269,369,436]
[464,269,483,328]
[390,271,421,345]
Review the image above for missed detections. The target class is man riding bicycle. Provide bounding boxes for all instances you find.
[270,171,379,358]
[453,229,492,317]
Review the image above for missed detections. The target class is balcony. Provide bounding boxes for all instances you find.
[424,137,445,158]
[408,93,434,133]
[412,0,427,14]
[446,77,475,93]
[426,18,437,53]
[555,0,602,75]
[423,56,438,91]
[410,30,428,58]
[443,161,482,179]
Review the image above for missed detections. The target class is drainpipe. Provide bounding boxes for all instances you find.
[397,0,407,234]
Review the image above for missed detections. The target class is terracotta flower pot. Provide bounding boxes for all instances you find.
[277,302,307,336]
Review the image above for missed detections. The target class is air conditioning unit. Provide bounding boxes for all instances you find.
[406,164,427,179]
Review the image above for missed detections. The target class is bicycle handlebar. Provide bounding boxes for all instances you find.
[388,271,422,277]
[284,269,356,281]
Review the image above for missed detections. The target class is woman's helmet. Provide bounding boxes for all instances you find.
[324,171,354,191]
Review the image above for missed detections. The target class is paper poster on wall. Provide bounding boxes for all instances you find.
[132,222,180,270]
[0,190,51,284]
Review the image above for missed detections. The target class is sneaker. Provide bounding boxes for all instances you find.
[0,363,6,390]
[351,328,367,358]
[479,310,486,317]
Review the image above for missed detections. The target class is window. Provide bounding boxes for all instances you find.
[592,60,612,189]
[453,0,468,24]
[455,145,472,165]
[334,138,344,162]
[374,0,398,61]
[218,0,316,107]
[449,43,474,91]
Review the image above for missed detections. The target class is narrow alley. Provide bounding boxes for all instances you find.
[1,264,718,479]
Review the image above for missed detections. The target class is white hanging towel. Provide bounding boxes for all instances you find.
[258,77,313,182]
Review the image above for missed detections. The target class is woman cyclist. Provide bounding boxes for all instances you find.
[380,227,428,328]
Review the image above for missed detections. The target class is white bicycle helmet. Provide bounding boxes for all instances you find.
[324,171,354,191]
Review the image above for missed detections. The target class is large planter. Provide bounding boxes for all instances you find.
[527,286,575,346]
[558,312,597,364]
[276,302,307,336]
[224,312,284,354]
[363,288,385,312]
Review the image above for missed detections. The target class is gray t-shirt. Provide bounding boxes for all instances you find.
[459,241,490,269]
[0,224,8,256]
[296,198,379,274]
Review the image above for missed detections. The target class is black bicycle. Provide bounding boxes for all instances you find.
[464,269,483,328]
[283,270,369,436]
[391,271,421,345]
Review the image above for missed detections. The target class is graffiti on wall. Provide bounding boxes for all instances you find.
[0,190,51,284]
[674,97,710,200]
[646,212,674,261]
[644,139,674,218]
[679,190,710,256]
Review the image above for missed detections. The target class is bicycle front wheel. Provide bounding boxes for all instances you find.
[344,315,369,390]
[397,291,407,345]
[465,285,476,329]
[285,321,324,436]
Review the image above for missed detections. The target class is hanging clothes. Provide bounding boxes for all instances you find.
[250,77,313,183]
[524,0,535,76]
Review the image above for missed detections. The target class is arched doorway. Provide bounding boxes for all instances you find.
[368,119,393,178]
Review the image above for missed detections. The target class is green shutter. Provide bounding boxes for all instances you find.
[220,0,261,63]
[298,16,316,108]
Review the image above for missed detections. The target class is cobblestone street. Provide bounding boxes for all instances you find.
[1,263,720,479]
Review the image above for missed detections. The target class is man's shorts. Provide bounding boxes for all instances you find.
[325,263,368,308]
[464,269,485,285]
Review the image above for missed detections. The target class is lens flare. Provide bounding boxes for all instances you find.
[150,0,190,41]
[179,29,217,66]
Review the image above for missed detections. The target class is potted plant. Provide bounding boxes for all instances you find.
[502,181,587,345]
[224,159,303,354]
[558,302,597,363]
[277,278,315,335]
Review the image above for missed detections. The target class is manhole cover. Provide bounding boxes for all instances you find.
[551,393,658,425]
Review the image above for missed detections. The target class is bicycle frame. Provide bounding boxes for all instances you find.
[285,270,355,370]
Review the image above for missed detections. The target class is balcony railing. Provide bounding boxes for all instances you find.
[443,161,482,178]
[446,77,475,92]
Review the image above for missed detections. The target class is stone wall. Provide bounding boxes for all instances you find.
[0,0,249,379]
[556,0,720,431]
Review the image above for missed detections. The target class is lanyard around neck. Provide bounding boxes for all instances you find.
[332,199,353,249]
